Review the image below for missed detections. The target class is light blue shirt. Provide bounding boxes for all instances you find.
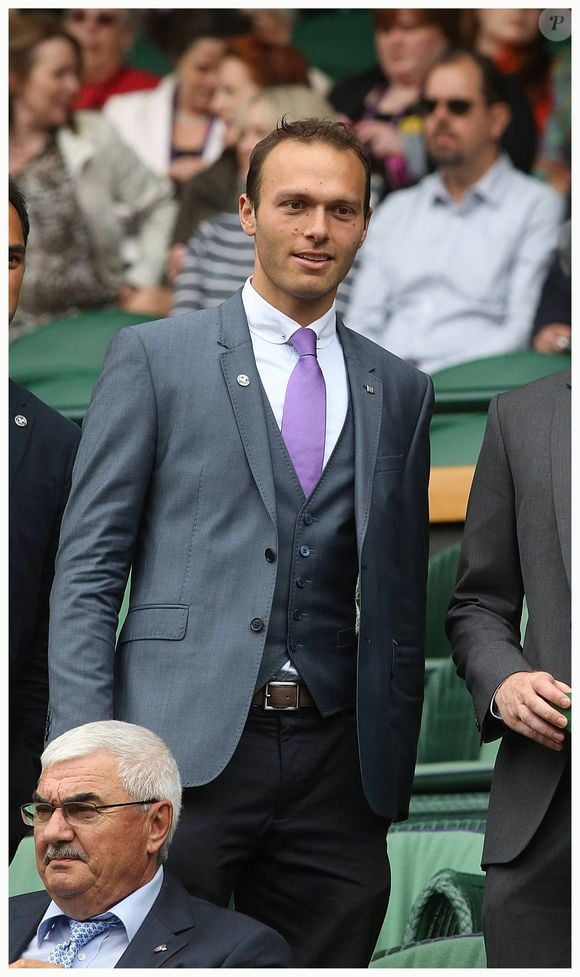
[348,154,564,373]
[21,866,164,968]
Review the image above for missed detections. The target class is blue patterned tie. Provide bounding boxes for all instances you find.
[46,916,119,967]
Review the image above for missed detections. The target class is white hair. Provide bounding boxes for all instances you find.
[41,721,182,862]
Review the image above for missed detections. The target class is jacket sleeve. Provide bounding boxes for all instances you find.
[47,327,158,740]
[446,395,532,740]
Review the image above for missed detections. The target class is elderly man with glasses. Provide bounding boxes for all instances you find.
[348,49,564,373]
[9,720,292,968]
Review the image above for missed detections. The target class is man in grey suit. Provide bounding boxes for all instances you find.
[48,119,433,966]
[446,369,571,967]
[10,720,291,968]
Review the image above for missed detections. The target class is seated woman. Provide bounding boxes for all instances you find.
[9,11,176,337]
[103,10,248,188]
[171,85,356,318]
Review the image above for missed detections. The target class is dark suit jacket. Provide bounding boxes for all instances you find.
[48,292,433,821]
[9,380,80,858]
[446,369,570,864]
[9,871,292,967]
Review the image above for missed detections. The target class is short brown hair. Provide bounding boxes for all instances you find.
[246,117,372,217]
[372,9,462,47]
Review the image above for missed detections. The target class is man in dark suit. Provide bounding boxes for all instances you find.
[47,119,433,966]
[446,370,571,967]
[9,720,292,968]
[9,178,81,862]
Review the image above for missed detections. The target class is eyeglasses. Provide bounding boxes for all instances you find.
[67,10,120,28]
[21,800,158,827]
[420,98,475,117]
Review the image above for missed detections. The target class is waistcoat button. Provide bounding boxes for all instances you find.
[250,617,264,632]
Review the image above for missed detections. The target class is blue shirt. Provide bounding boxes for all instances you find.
[347,154,564,373]
[21,866,164,968]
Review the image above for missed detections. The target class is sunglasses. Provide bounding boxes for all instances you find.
[420,98,474,117]
[67,10,120,28]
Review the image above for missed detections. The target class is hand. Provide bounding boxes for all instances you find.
[10,960,63,968]
[354,120,404,159]
[118,285,172,317]
[167,157,208,184]
[166,243,187,285]
[532,323,571,353]
[495,671,571,750]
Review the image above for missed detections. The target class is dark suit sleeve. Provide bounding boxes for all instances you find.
[446,395,532,740]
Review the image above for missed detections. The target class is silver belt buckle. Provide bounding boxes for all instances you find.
[263,681,300,710]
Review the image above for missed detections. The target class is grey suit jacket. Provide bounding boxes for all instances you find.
[446,369,570,864]
[9,872,292,967]
[48,291,433,820]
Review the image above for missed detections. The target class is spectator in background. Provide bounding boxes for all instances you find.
[172,87,347,316]
[8,11,176,336]
[348,51,564,374]
[532,218,571,354]
[9,177,81,863]
[330,9,458,203]
[63,7,160,110]
[104,11,248,188]
[240,8,331,96]
[168,35,310,282]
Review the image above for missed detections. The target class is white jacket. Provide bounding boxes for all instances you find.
[104,74,225,176]
[56,111,177,288]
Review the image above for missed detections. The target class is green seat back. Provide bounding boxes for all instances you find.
[425,543,461,658]
[404,868,485,942]
[417,657,481,764]
[371,933,486,968]
[9,836,44,896]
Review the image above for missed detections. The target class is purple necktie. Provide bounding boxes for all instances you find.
[281,327,326,497]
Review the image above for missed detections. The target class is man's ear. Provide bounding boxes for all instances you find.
[146,801,172,857]
[239,194,256,238]
[489,101,511,142]
[358,208,373,249]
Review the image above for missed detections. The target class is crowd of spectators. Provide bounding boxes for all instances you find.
[9,7,571,363]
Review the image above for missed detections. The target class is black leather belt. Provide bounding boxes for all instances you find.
[252,681,315,710]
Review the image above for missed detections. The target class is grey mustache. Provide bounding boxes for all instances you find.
[44,843,88,865]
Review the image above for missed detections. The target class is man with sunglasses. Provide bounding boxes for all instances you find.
[9,720,292,968]
[63,9,160,111]
[348,50,564,374]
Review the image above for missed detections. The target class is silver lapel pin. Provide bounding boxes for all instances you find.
[153,944,168,953]
[236,374,250,387]
[364,385,375,395]
[14,414,28,426]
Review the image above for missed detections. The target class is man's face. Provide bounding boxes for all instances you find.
[239,140,370,325]
[64,8,133,81]
[423,59,505,169]
[34,751,166,919]
[9,203,25,323]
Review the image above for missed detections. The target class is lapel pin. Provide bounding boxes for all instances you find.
[364,385,375,395]
[236,374,250,387]
[153,944,168,953]
[14,414,28,426]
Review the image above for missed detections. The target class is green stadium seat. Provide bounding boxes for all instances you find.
[403,868,485,942]
[9,835,43,896]
[370,932,486,968]
[425,543,461,658]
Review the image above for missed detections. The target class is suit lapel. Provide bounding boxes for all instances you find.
[337,321,382,551]
[550,371,571,586]
[9,380,33,491]
[217,294,277,527]
[116,875,194,968]
[9,891,51,961]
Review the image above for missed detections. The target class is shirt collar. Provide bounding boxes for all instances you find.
[242,278,337,349]
[429,152,513,207]
[36,866,164,947]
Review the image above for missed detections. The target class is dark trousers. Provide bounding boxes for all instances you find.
[167,707,390,967]
[483,760,571,968]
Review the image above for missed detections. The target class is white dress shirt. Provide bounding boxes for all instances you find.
[242,278,349,684]
[21,866,164,968]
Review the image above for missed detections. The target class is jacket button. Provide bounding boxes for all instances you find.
[303,512,314,525]
[250,617,264,632]
[295,576,306,588]
[299,545,311,557]
[292,609,303,621]
[265,548,276,563]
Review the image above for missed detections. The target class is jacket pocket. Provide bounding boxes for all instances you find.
[118,604,188,642]
[375,454,403,473]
